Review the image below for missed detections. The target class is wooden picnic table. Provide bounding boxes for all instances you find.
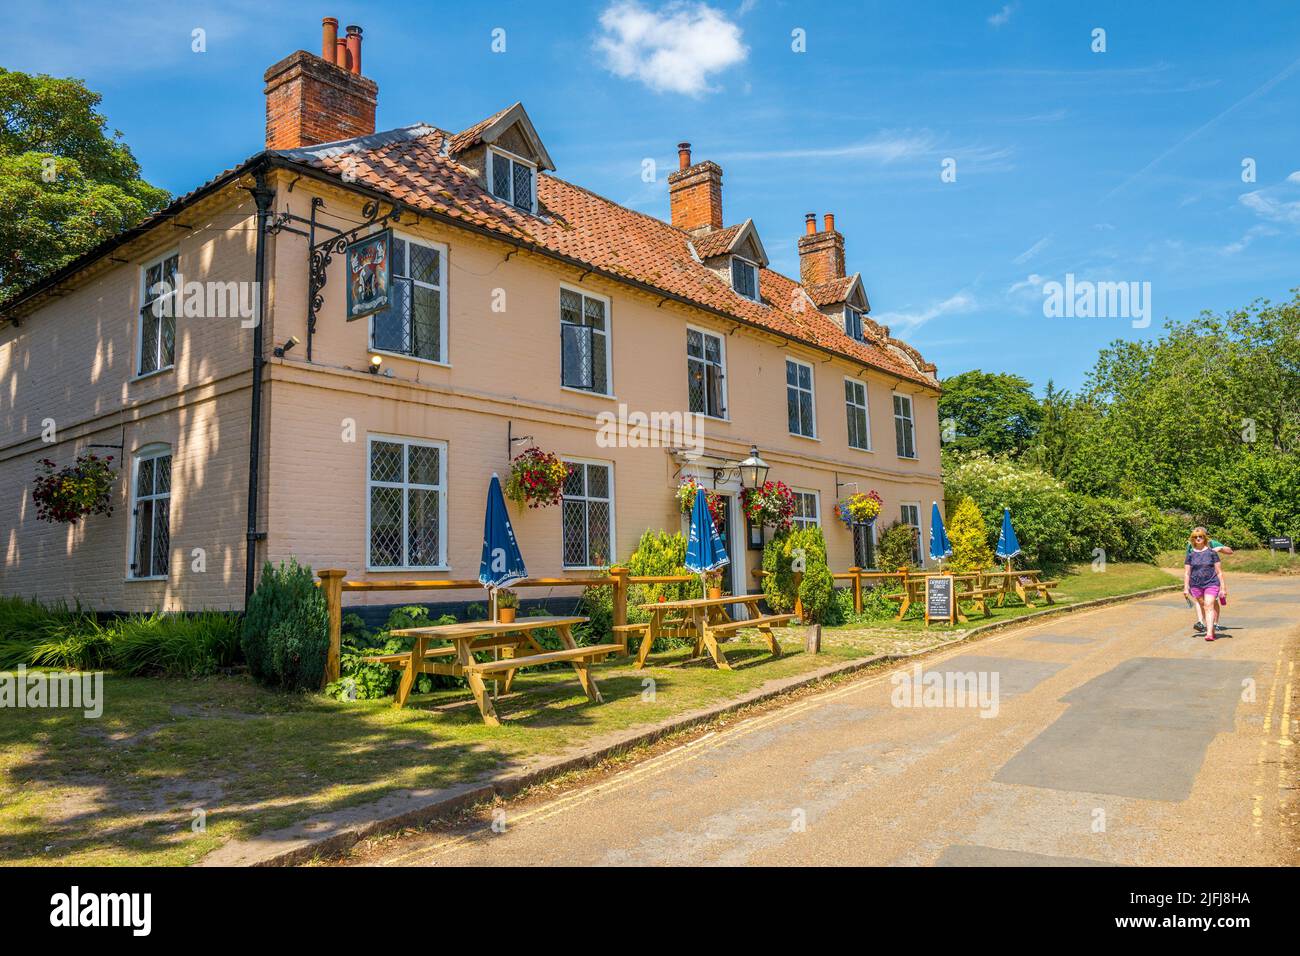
[381,616,619,726]
[982,569,1059,607]
[633,594,795,670]
[885,573,997,622]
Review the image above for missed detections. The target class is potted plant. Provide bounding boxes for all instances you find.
[675,477,725,526]
[740,480,796,532]
[32,453,118,524]
[505,448,568,509]
[837,490,883,528]
[705,570,724,601]
[495,589,519,624]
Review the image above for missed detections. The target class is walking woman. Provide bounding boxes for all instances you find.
[1184,528,1228,642]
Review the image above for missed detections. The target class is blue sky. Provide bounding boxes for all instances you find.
[5,0,1300,392]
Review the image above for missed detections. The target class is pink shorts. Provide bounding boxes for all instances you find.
[1189,585,1220,600]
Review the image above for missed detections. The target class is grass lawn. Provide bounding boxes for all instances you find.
[1157,547,1300,575]
[1,561,1172,867]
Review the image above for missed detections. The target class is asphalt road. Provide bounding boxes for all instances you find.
[363,574,1299,866]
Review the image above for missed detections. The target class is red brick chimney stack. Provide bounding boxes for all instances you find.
[668,141,724,235]
[798,211,846,287]
[264,17,378,150]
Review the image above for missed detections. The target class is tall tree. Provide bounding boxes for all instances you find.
[0,68,169,303]
[939,369,1042,457]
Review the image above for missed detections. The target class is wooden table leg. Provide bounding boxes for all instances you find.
[395,636,425,708]
[636,610,659,668]
[558,624,603,703]
[502,631,540,694]
[456,639,500,726]
[701,625,731,670]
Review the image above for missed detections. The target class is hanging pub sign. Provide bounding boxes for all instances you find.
[345,230,392,321]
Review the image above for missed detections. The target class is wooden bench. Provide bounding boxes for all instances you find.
[699,612,796,669]
[611,623,648,654]
[469,643,623,674]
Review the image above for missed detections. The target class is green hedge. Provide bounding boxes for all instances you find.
[761,526,835,623]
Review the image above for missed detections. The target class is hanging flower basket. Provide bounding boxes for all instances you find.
[741,480,796,532]
[32,453,117,524]
[676,477,726,526]
[505,448,567,509]
[837,490,883,528]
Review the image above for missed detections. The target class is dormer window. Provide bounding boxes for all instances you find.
[488,147,536,213]
[731,256,759,302]
[845,306,866,342]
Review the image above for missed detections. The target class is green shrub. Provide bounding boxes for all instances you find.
[109,612,240,678]
[577,529,696,647]
[876,521,919,572]
[761,526,835,623]
[830,583,899,624]
[242,558,328,691]
[0,596,96,668]
[325,605,459,700]
[947,496,993,572]
[29,618,112,670]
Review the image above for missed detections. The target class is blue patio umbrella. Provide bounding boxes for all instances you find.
[995,507,1022,563]
[684,487,729,595]
[929,501,952,562]
[479,473,527,614]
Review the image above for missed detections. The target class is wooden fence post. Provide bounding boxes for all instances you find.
[849,566,863,613]
[318,569,345,686]
[610,566,629,653]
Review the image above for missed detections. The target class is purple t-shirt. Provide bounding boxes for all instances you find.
[1185,547,1220,589]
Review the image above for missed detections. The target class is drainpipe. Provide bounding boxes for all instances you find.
[245,167,275,607]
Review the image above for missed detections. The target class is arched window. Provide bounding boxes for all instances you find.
[129,444,172,579]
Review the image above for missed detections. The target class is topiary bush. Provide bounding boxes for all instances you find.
[241,558,328,691]
[876,521,919,571]
[947,496,994,572]
[761,526,835,623]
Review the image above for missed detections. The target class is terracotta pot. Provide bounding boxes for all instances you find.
[497,607,516,624]
[707,587,723,600]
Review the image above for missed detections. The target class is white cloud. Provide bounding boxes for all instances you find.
[595,1,748,97]
[873,292,977,332]
[1220,224,1277,256]
[1239,174,1300,225]
[988,4,1014,27]
[1008,274,1045,295]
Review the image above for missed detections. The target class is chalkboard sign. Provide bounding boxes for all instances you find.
[926,575,955,626]
[1268,536,1294,553]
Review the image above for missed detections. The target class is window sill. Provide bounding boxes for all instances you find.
[370,349,450,369]
[563,565,608,572]
[789,432,821,442]
[366,565,451,573]
[849,444,874,453]
[125,575,167,583]
[560,386,618,402]
[896,454,920,461]
[130,366,175,384]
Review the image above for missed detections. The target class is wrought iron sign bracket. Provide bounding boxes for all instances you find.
[306,196,402,361]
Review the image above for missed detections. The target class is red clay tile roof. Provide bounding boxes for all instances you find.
[278,123,937,386]
[806,276,857,307]
[444,103,517,156]
[690,223,744,260]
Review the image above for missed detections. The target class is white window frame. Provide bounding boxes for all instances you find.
[845,306,866,342]
[559,283,613,397]
[368,232,450,367]
[686,324,728,420]
[127,443,172,580]
[791,489,820,530]
[901,501,923,567]
[365,434,449,571]
[786,356,817,439]
[135,249,179,379]
[893,391,917,460]
[731,255,761,302]
[561,457,615,570]
[844,376,872,451]
[487,146,538,214]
